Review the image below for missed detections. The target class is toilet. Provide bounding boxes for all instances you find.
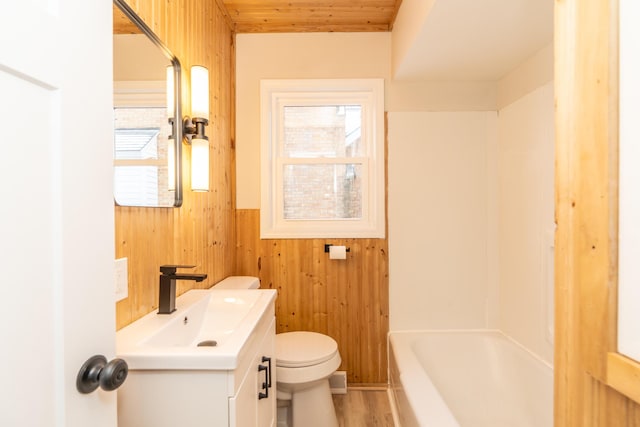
[275,331,341,427]
[213,276,342,427]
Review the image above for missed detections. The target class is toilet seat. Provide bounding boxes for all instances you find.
[276,331,338,368]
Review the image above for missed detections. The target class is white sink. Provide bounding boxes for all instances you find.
[116,288,277,370]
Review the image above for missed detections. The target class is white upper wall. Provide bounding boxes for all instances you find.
[387,80,496,112]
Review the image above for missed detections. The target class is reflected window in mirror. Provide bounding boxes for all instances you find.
[114,108,172,206]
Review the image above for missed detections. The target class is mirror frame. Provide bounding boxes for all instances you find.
[113,0,183,207]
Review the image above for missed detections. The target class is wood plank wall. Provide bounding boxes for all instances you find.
[555,0,640,424]
[235,210,389,385]
[115,0,236,329]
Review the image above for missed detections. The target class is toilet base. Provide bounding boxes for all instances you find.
[292,379,338,427]
[277,379,338,427]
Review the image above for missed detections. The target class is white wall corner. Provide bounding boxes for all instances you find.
[496,43,554,110]
[485,111,500,329]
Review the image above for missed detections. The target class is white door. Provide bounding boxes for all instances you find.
[0,0,117,426]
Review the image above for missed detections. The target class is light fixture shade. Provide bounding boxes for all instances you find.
[190,65,209,119]
[191,137,209,191]
[167,139,175,191]
[166,65,175,118]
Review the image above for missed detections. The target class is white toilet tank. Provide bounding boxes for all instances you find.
[213,276,260,289]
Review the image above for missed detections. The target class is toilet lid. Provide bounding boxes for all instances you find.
[275,331,339,368]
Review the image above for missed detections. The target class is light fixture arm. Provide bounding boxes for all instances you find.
[183,116,209,144]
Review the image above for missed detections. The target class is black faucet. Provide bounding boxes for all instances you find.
[158,265,207,314]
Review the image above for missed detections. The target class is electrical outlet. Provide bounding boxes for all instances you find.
[115,258,128,302]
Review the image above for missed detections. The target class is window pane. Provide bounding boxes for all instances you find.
[283,105,362,158]
[283,164,362,220]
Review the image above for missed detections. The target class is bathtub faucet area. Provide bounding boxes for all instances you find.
[158,265,207,314]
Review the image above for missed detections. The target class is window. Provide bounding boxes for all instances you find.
[260,79,385,238]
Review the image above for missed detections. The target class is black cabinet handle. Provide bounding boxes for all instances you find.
[262,356,272,388]
[258,364,269,399]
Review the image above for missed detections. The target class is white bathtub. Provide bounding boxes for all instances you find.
[388,330,553,427]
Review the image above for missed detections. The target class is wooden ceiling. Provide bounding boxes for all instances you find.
[221,0,404,33]
[114,1,404,34]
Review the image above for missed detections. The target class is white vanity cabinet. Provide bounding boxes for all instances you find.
[117,291,277,427]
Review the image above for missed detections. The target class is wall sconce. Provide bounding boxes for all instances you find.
[183,65,210,192]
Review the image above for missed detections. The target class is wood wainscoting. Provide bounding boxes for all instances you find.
[235,209,390,385]
[115,0,236,330]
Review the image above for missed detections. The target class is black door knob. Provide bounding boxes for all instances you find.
[76,355,128,394]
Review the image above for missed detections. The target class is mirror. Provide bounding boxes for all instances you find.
[113,0,183,207]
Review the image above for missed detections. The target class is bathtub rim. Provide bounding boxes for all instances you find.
[386,329,554,426]
[387,328,554,369]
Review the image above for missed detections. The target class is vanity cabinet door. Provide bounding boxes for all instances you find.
[231,368,258,427]
[229,314,276,427]
[256,317,276,427]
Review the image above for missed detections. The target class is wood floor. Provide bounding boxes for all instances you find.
[332,388,395,427]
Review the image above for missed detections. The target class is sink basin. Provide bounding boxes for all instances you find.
[116,288,277,370]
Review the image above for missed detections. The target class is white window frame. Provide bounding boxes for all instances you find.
[260,78,385,239]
